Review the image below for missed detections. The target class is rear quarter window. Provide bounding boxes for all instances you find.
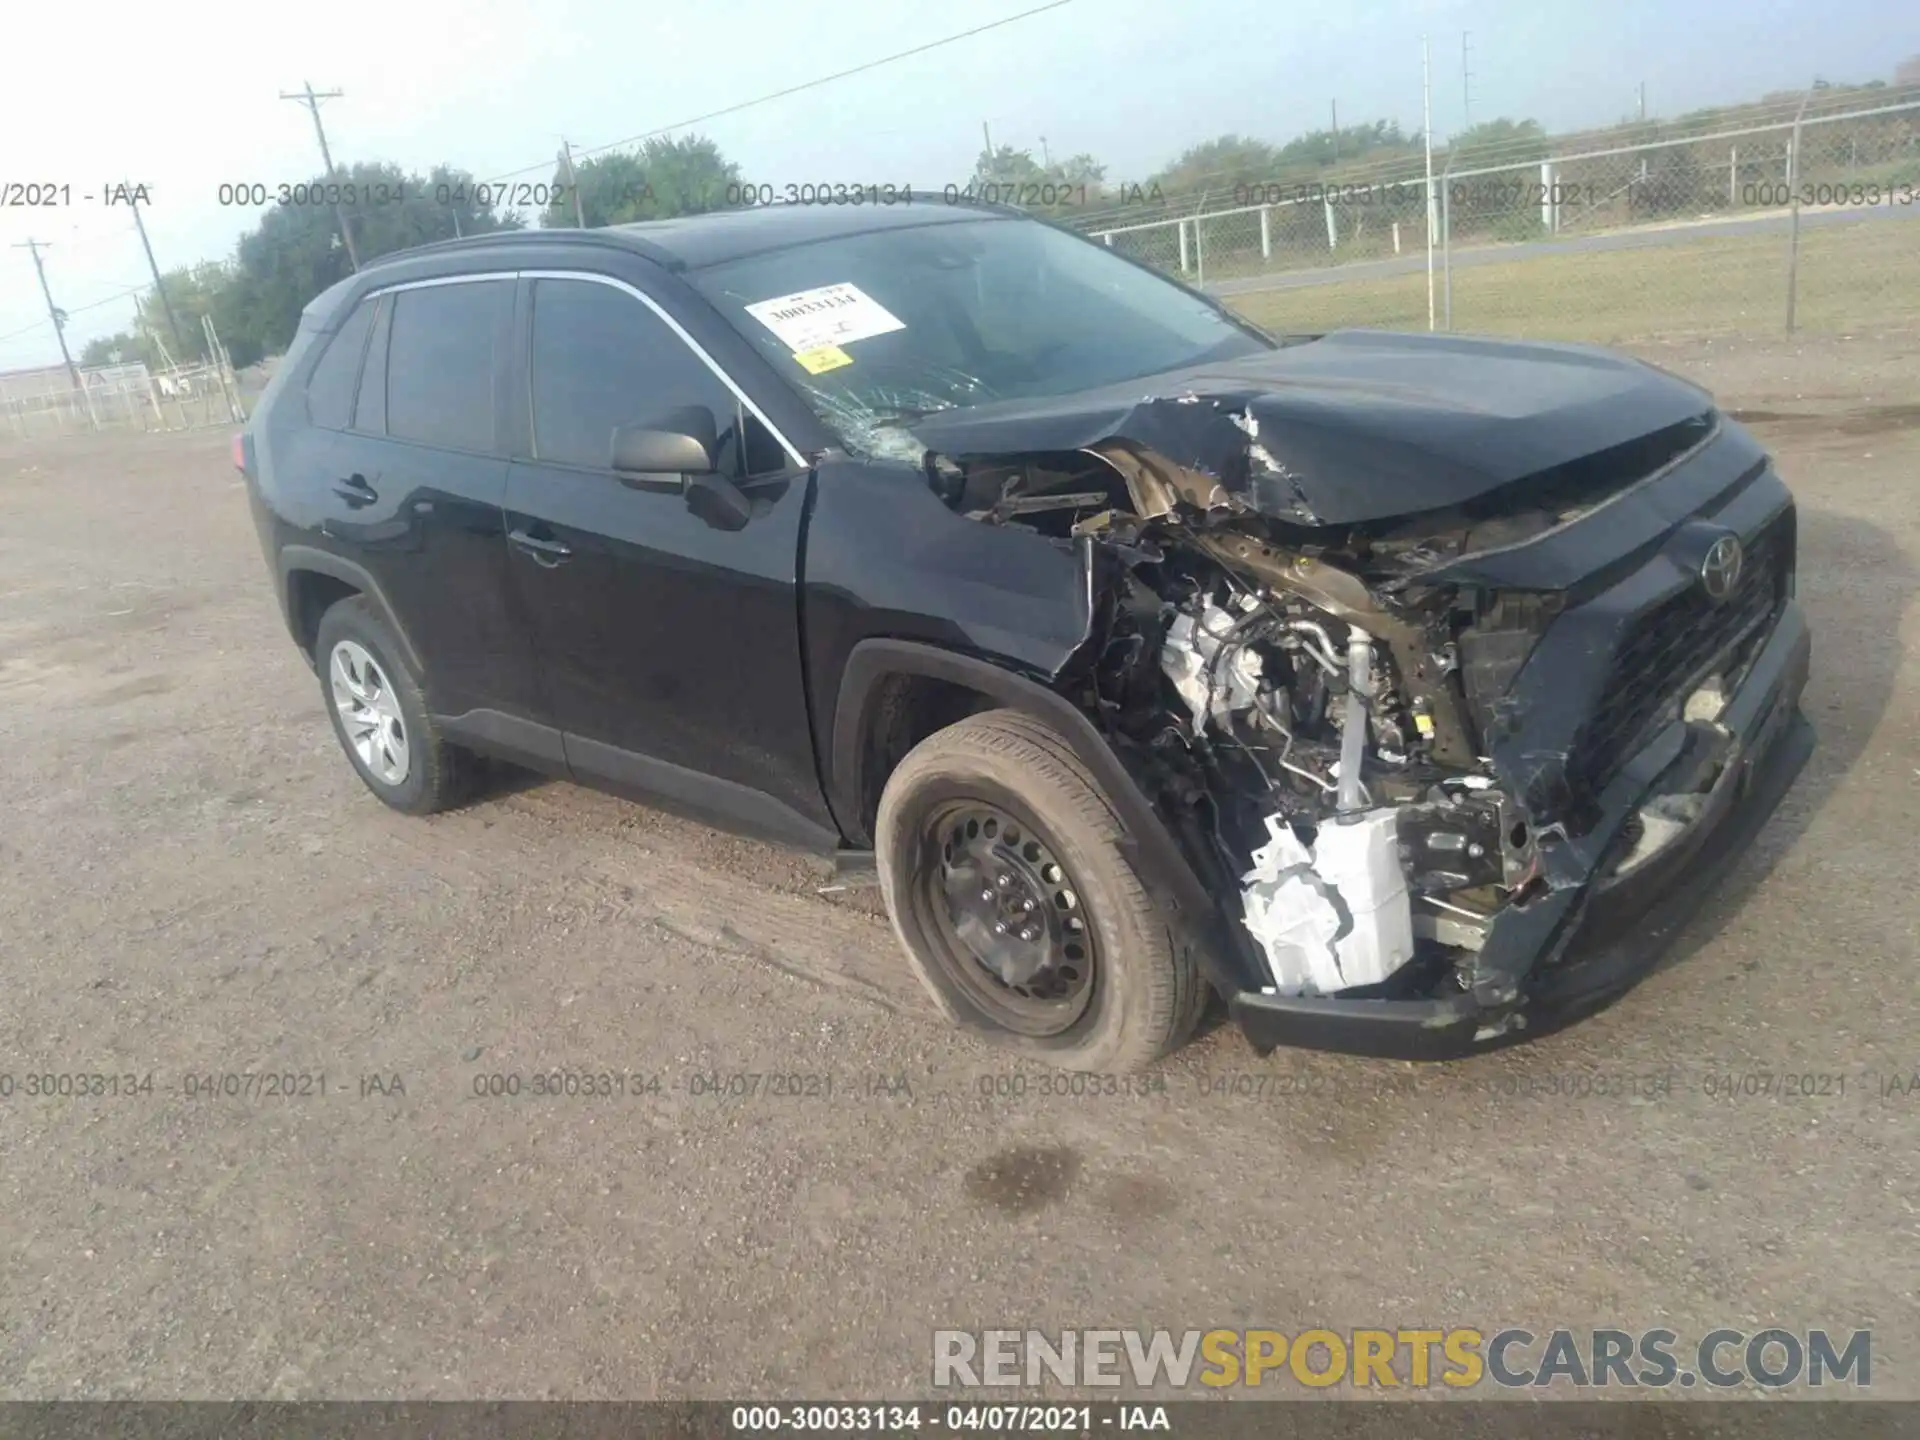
[303,299,376,430]
[353,296,393,435]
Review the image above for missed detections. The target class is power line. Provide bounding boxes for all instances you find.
[0,281,150,348]
[8,8,1076,366]
[0,315,59,348]
[22,223,140,258]
[66,283,152,314]
[483,0,1077,184]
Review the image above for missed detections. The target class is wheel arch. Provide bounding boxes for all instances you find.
[278,546,424,675]
[829,637,1259,992]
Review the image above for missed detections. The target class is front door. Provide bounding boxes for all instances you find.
[500,273,833,844]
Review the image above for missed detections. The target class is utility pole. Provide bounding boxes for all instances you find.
[981,120,993,166]
[1422,35,1436,332]
[1637,81,1647,122]
[279,82,361,270]
[560,141,588,227]
[1039,135,1051,168]
[1330,99,1339,162]
[1461,31,1474,129]
[1781,84,1812,332]
[12,239,81,389]
[127,185,189,362]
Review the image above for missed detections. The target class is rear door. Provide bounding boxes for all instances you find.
[322,276,547,742]
[501,270,833,845]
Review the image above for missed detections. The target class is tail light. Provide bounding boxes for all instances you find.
[231,431,252,477]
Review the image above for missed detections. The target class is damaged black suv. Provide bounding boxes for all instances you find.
[240,202,1813,1071]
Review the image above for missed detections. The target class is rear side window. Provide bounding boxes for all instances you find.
[386,281,506,452]
[304,299,375,430]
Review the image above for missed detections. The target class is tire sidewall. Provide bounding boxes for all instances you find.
[879,750,1162,1071]
[315,601,435,813]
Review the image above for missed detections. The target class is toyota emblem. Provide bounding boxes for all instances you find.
[1700,534,1744,602]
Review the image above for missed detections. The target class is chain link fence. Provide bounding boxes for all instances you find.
[0,313,246,440]
[1079,93,1920,343]
[0,359,246,440]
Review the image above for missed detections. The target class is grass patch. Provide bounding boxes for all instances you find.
[1224,216,1920,342]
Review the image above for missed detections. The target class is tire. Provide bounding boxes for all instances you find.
[875,708,1206,1072]
[314,596,474,815]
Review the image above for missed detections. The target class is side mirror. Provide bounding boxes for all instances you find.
[610,405,719,475]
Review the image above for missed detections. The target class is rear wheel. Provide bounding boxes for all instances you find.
[314,596,474,815]
[875,709,1205,1072]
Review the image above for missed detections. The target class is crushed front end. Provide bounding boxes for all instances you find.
[915,372,1813,1059]
[1212,422,1814,1059]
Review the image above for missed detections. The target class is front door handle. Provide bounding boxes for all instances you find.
[509,527,574,567]
[333,473,378,506]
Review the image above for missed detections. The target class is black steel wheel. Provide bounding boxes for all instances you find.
[923,800,1096,1036]
[876,708,1206,1072]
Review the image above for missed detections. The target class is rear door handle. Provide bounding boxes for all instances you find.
[332,473,378,506]
[509,527,574,566]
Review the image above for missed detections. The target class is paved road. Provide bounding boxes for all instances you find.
[1205,201,1920,297]
[1,333,1916,1399]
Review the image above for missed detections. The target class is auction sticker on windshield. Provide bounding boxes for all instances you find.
[745,283,906,352]
[793,345,854,374]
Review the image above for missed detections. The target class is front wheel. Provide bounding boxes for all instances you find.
[875,709,1205,1072]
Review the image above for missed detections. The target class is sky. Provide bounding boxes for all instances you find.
[2,0,1915,370]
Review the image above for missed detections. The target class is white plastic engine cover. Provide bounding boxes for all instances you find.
[1240,809,1416,995]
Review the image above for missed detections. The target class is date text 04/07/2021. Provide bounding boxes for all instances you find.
[209,180,627,210]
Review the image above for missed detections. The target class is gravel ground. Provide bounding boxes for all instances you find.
[0,331,1916,1401]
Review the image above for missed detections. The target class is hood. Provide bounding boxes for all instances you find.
[905,329,1714,527]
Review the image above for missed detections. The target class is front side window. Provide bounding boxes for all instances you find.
[686,217,1272,458]
[527,278,766,474]
[385,280,506,453]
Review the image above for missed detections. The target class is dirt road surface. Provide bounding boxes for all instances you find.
[1,333,1916,1400]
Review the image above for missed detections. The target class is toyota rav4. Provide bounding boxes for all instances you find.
[240,202,1813,1071]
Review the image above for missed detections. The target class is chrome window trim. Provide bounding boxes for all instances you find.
[361,267,808,469]
[361,273,512,295]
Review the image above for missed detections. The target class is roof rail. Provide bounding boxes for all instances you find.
[360,226,683,271]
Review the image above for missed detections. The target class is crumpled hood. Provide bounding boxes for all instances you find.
[906,328,1714,526]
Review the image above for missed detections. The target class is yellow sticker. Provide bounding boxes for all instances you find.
[794,345,853,374]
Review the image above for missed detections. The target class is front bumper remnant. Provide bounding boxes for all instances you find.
[1229,599,1814,1061]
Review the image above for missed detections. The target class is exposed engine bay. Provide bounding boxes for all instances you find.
[925,434,1550,1003]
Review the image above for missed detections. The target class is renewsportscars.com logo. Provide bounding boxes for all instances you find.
[932,1328,1872,1391]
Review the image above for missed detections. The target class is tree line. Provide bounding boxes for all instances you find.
[76,123,1422,371]
[83,63,1919,371]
